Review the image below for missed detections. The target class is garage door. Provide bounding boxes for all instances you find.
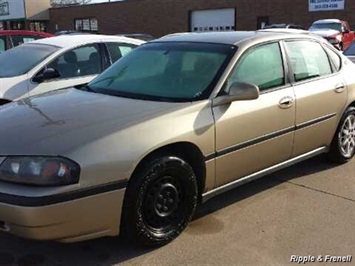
[190,8,235,32]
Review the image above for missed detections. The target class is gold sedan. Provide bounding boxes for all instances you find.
[0,30,354,246]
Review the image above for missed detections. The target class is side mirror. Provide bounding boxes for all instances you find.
[343,29,350,34]
[32,68,60,83]
[213,81,260,107]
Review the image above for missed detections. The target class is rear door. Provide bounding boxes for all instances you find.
[284,40,348,157]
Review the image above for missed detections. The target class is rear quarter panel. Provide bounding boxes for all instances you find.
[342,58,355,107]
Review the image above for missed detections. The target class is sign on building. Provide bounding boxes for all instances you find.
[0,0,25,19]
[309,0,345,12]
[0,1,9,16]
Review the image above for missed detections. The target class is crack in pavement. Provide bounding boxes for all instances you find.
[282,180,355,203]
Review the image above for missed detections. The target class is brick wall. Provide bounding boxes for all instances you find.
[48,0,355,37]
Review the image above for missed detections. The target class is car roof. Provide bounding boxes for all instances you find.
[313,19,342,24]
[0,30,53,37]
[31,34,144,48]
[153,30,318,46]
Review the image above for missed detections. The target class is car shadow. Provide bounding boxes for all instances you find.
[0,155,340,266]
[194,155,338,219]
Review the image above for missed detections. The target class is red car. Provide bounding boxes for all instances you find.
[0,30,53,53]
[309,19,355,51]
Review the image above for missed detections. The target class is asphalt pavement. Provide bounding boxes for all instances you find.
[0,155,354,266]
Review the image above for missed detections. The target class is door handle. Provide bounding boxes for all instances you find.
[334,83,345,93]
[279,96,294,109]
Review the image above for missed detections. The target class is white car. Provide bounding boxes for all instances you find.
[0,35,144,104]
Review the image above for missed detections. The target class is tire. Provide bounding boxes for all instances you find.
[121,156,198,246]
[328,107,355,163]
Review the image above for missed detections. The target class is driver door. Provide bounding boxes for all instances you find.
[213,42,295,187]
[27,44,103,97]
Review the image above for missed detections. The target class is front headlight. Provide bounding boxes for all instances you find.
[0,156,80,186]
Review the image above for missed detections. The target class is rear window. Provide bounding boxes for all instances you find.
[0,43,59,77]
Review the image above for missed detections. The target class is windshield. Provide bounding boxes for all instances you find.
[344,42,355,56]
[0,43,59,77]
[88,42,235,102]
[310,23,342,32]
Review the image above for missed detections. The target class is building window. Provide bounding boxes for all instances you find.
[29,22,47,32]
[74,18,98,32]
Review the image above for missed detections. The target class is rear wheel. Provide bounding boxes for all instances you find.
[328,107,355,163]
[121,156,198,246]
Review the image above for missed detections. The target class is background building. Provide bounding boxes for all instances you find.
[0,0,50,31]
[48,0,355,37]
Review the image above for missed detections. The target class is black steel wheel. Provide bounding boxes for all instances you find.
[328,106,355,163]
[121,155,198,246]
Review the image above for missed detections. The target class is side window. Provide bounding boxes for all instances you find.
[342,22,349,32]
[0,36,5,52]
[47,44,101,78]
[228,42,285,91]
[284,41,332,82]
[106,43,137,64]
[324,46,341,72]
[11,35,42,47]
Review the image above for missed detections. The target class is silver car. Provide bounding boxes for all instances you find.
[0,31,354,246]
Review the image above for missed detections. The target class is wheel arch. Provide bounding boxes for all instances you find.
[348,100,355,109]
[129,142,207,201]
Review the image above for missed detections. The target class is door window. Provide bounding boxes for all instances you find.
[324,46,341,72]
[106,42,137,64]
[284,41,332,82]
[47,44,102,78]
[0,36,5,52]
[11,35,43,47]
[228,42,285,91]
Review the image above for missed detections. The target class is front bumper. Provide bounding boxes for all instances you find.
[0,185,126,242]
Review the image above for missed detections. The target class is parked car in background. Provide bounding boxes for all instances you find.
[344,42,355,63]
[0,30,53,53]
[0,34,144,104]
[309,19,355,50]
[117,33,155,41]
[54,30,92,36]
[263,23,305,30]
[0,31,354,246]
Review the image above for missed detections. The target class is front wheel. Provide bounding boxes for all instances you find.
[121,156,198,246]
[328,107,355,163]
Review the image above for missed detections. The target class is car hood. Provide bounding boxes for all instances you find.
[0,75,28,100]
[0,88,191,156]
[309,29,340,38]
